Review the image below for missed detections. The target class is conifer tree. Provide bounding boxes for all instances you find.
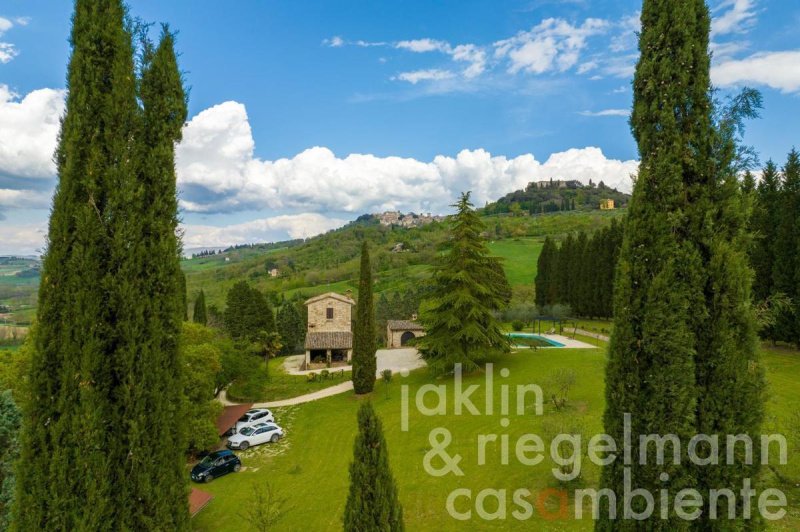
[352,242,377,394]
[16,6,189,529]
[599,0,765,528]
[535,237,556,307]
[750,161,780,302]
[772,150,800,345]
[276,301,304,355]
[225,281,275,342]
[193,289,208,325]
[343,402,403,531]
[417,193,509,375]
[0,390,20,530]
[598,0,713,528]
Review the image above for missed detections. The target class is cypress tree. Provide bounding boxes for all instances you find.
[352,242,377,394]
[15,5,189,529]
[342,402,403,531]
[750,161,780,303]
[0,390,20,530]
[772,150,800,345]
[535,237,556,307]
[193,289,207,325]
[554,234,573,309]
[599,0,765,528]
[276,301,304,355]
[417,192,510,375]
[598,0,712,528]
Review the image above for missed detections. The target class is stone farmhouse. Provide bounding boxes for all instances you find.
[304,292,355,368]
[386,318,426,348]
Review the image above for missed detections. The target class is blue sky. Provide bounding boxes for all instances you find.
[1,0,799,254]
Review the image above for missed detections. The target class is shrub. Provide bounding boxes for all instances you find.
[511,320,525,331]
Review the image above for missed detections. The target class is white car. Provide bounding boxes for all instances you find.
[234,408,274,433]
[227,422,284,450]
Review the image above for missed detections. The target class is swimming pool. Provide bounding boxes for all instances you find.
[506,332,566,348]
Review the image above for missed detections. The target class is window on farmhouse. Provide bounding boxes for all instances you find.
[326,307,334,320]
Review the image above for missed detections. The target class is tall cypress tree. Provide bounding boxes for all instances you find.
[535,237,556,307]
[343,402,403,531]
[352,242,377,394]
[599,0,764,528]
[750,161,780,303]
[193,289,208,325]
[772,150,800,345]
[599,0,712,528]
[16,5,189,530]
[417,193,510,375]
[122,27,189,530]
[0,390,20,530]
[276,301,304,355]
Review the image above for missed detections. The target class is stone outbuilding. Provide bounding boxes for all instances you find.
[304,292,355,367]
[386,319,426,348]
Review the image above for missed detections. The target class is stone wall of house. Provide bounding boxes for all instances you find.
[307,297,352,332]
[387,328,426,348]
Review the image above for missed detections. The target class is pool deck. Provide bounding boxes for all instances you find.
[512,333,596,349]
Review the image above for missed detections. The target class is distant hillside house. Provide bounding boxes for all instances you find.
[304,292,355,367]
[268,268,279,277]
[386,319,426,348]
[600,198,615,210]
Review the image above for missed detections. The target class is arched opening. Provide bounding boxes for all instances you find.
[400,331,416,346]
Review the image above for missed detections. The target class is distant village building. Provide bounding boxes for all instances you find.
[377,211,444,228]
[304,292,355,368]
[599,198,615,210]
[268,268,280,278]
[386,319,426,348]
[532,179,583,189]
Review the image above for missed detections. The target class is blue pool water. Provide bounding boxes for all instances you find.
[506,332,565,348]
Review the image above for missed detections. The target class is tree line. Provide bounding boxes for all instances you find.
[534,218,624,319]
[748,150,800,347]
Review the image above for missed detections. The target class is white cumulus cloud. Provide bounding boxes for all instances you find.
[712,50,800,93]
[175,100,639,216]
[494,18,608,74]
[182,213,349,249]
[0,85,66,180]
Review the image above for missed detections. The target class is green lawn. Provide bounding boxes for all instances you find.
[226,356,352,403]
[193,342,799,530]
[487,238,542,287]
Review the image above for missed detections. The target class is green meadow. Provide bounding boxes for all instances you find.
[194,340,800,531]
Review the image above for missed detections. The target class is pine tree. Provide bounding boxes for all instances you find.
[0,390,20,530]
[193,289,208,325]
[772,150,800,345]
[352,242,377,394]
[15,6,189,529]
[342,402,403,531]
[417,192,510,375]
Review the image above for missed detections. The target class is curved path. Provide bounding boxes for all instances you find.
[219,348,424,408]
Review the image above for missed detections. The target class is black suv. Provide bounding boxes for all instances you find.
[190,450,241,483]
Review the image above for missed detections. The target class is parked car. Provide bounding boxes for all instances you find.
[190,450,241,483]
[234,408,274,433]
[227,422,285,450]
